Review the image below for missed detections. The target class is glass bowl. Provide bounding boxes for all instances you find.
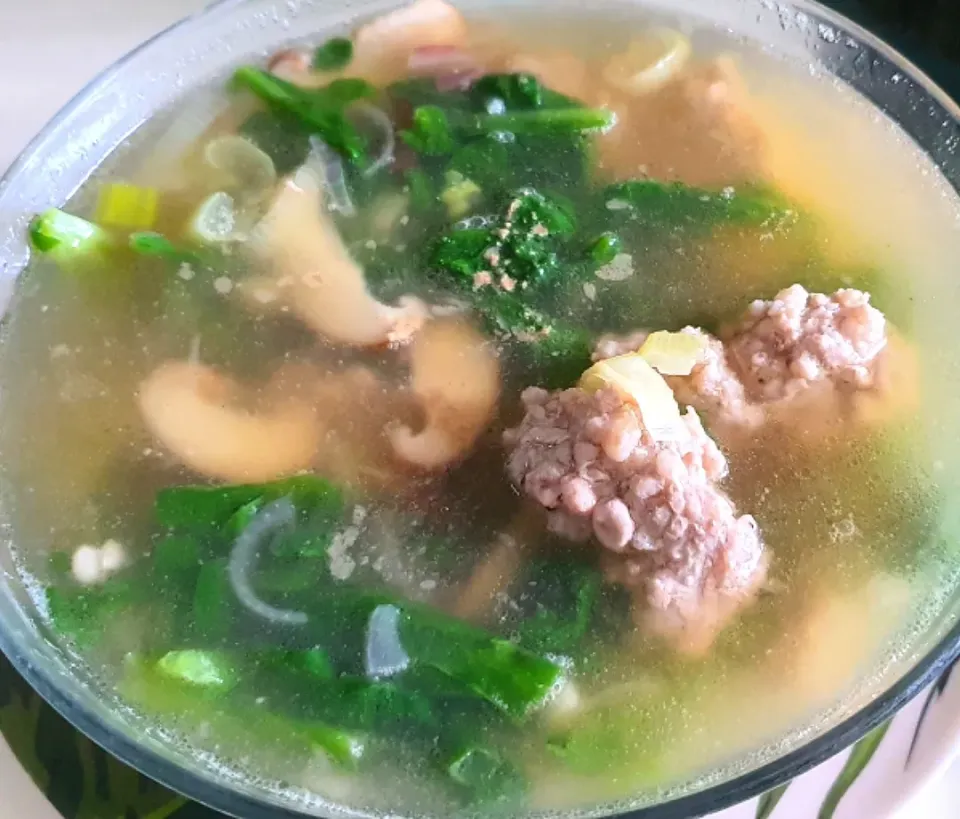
[2,0,960,817]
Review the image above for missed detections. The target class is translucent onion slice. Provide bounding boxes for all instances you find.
[348,102,396,178]
[603,28,692,95]
[305,136,356,217]
[580,353,684,441]
[228,498,309,626]
[364,604,411,678]
[204,134,278,199]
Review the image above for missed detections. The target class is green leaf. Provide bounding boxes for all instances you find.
[153,535,202,577]
[400,105,456,155]
[589,231,621,265]
[405,167,438,214]
[457,106,615,137]
[155,475,344,534]
[514,558,602,656]
[470,73,546,111]
[756,782,790,819]
[603,180,795,231]
[157,650,240,692]
[46,582,140,649]
[193,558,233,638]
[231,66,373,163]
[818,720,891,819]
[238,110,313,176]
[444,744,527,806]
[312,36,353,71]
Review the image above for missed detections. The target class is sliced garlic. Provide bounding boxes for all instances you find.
[638,329,708,376]
[580,353,684,441]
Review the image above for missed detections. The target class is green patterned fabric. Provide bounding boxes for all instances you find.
[0,651,217,819]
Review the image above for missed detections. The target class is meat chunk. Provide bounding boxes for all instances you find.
[593,287,890,433]
[594,327,762,429]
[598,57,768,188]
[725,285,887,402]
[503,385,766,654]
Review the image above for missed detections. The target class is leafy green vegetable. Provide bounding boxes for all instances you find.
[155,475,344,534]
[387,77,471,112]
[431,227,491,278]
[472,293,592,387]
[45,583,137,649]
[589,231,621,265]
[246,583,565,719]
[192,558,233,639]
[400,105,456,155]
[432,188,575,287]
[304,722,368,769]
[470,72,550,112]
[513,558,602,656]
[404,167,438,214]
[232,66,375,162]
[404,104,614,152]
[295,674,438,735]
[128,231,202,266]
[124,656,367,770]
[455,106,615,137]
[398,605,563,719]
[312,36,354,71]
[443,744,527,806]
[156,650,239,692]
[427,187,592,386]
[152,535,202,579]
[603,180,795,231]
[469,72,578,114]
[237,109,313,175]
[259,648,334,681]
[448,139,511,188]
[524,324,595,389]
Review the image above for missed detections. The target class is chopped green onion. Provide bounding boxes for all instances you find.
[129,231,201,266]
[29,209,108,255]
[156,649,239,692]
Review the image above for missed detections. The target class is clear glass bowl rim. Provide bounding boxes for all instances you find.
[1,1,960,817]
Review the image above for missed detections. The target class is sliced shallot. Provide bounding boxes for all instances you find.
[228,498,309,626]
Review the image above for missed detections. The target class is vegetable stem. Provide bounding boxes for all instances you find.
[232,66,373,163]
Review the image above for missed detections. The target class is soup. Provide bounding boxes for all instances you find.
[3,0,960,815]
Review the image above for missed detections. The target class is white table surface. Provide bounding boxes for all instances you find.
[0,0,957,816]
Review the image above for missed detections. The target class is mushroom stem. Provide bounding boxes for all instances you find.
[138,361,320,483]
[388,318,501,469]
[250,171,427,347]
